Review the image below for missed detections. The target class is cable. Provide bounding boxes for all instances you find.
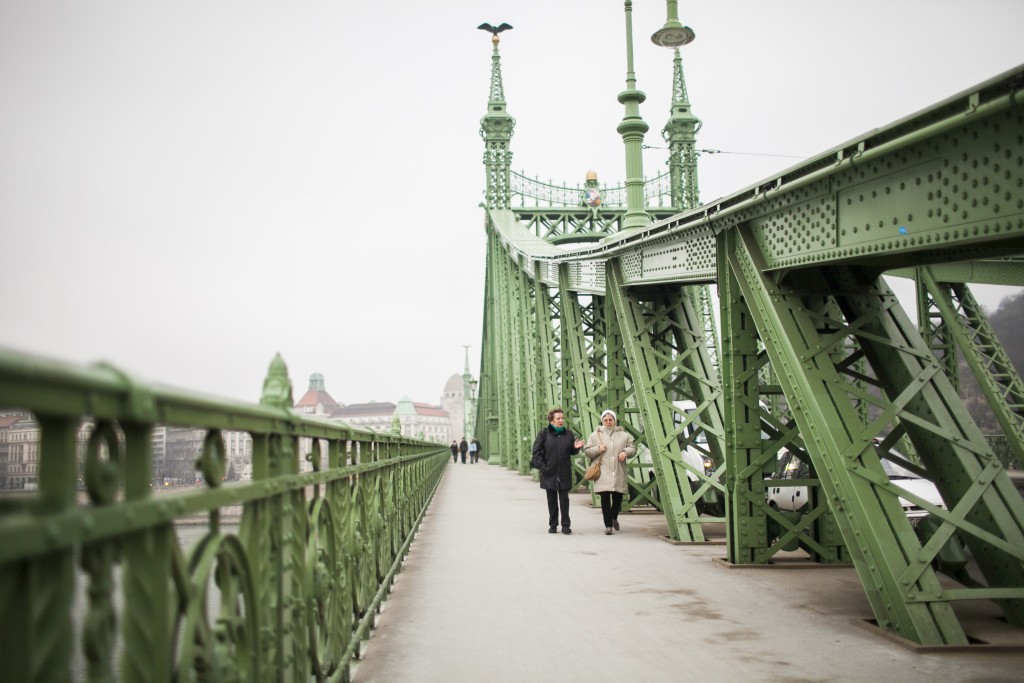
[642,144,805,159]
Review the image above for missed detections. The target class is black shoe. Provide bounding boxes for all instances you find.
[612,519,620,531]
[561,527,572,535]
[549,526,557,534]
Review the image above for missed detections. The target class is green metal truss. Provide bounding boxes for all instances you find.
[717,244,847,565]
[917,267,1024,469]
[605,260,727,541]
[477,24,1024,646]
[725,224,1024,645]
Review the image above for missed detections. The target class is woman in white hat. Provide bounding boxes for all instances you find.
[583,409,636,534]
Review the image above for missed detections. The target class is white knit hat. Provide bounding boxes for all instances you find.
[600,409,617,421]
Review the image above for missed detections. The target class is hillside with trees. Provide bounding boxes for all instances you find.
[959,289,1024,435]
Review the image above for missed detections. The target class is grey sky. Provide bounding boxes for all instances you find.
[1,1,1022,406]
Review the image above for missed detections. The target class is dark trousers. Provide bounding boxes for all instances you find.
[460,452,467,463]
[546,488,570,528]
[599,491,623,528]
[452,453,457,463]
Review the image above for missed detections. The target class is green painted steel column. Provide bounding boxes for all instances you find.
[606,260,722,541]
[725,224,970,645]
[617,0,650,231]
[558,265,602,481]
[719,234,772,564]
[515,257,541,474]
[532,262,559,417]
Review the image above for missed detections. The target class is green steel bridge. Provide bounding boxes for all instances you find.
[3,4,1024,680]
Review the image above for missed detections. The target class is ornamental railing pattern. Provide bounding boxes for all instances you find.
[0,348,449,683]
[510,170,676,209]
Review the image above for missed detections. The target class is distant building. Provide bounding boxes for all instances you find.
[441,373,466,440]
[393,396,451,443]
[333,401,396,433]
[294,372,342,417]
[0,412,33,489]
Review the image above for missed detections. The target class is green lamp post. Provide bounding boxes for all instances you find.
[617,0,651,231]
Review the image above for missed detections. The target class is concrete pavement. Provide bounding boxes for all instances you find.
[351,460,1024,682]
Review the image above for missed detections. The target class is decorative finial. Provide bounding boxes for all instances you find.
[477,22,513,44]
[260,353,294,410]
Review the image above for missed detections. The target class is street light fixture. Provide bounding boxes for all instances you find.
[651,0,695,48]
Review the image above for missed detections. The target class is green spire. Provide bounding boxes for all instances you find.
[662,48,702,210]
[480,30,516,210]
[617,0,650,230]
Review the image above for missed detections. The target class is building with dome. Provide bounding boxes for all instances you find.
[294,372,342,417]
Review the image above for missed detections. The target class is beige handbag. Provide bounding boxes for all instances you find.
[584,431,605,481]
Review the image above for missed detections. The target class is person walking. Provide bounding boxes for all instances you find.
[450,440,459,464]
[584,409,636,535]
[459,437,469,464]
[531,407,584,534]
[468,438,478,463]
[471,438,482,463]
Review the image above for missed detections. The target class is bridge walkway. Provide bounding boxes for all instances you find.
[351,461,1024,683]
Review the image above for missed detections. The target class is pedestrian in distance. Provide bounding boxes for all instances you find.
[584,409,636,535]
[531,407,584,535]
[471,437,482,463]
[468,438,478,463]
[459,437,469,464]
[450,440,459,464]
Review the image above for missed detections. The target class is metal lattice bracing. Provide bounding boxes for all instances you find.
[477,31,1024,646]
[918,268,1024,468]
[605,260,727,541]
[725,224,1024,644]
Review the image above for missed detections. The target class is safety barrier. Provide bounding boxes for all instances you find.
[0,348,449,682]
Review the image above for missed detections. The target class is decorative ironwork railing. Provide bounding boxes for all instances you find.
[509,170,676,209]
[0,348,448,683]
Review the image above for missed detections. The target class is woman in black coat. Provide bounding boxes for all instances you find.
[531,407,584,534]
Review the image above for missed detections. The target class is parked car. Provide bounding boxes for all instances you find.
[765,442,945,525]
[635,401,723,515]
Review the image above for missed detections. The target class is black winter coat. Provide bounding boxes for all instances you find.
[532,425,581,491]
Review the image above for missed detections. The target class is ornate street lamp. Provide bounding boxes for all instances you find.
[467,378,479,440]
[651,0,695,48]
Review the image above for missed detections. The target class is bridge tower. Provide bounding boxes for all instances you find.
[474,5,730,544]
[662,48,700,211]
[480,28,515,210]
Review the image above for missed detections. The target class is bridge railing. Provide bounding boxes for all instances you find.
[0,348,448,683]
[510,169,676,208]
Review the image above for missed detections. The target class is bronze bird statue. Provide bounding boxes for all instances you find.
[477,22,513,35]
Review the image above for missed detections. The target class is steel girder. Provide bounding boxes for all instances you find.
[489,230,516,468]
[478,232,496,461]
[513,208,681,243]
[533,262,559,416]
[488,235,561,474]
[558,266,605,488]
[725,222,1024,645]
[605,260,727,542]
[501,249,537,474]
[917,267,1024,469]
[718,245,847,565]
[915,271,960,393]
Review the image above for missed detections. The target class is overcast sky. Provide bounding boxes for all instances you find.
[1,1,1022,407]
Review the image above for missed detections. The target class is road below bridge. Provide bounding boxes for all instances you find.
[352,461,1024,682]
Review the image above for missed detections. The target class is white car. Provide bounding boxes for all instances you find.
[765,444,945,525]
